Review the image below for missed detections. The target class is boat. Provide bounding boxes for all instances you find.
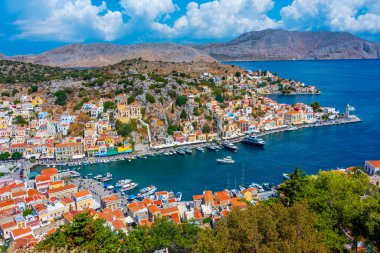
[175,192,182,202]
[128,194,137,201]
[163,152,170,156]
[286,126,298,131]
[116,179,132,187]
[93,174,103,180]
[283,173,290,180]
[195,147,205,152]
[176,149,186,155]
[239,185,245,191]
[241,135,265,146]
[250,183,264,192]
[140,185,157,194]
[100,172,112,182]
[120,182,139,191]
[222,141,238,152]
[107,185,114,190]
[231,189,241,197]
[262,183,271,190]
[207,145,217,151]
[216,156,235,164]
[86,173,93,176]
[184,148,192,154]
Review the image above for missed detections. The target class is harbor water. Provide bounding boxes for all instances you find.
[33,59,380,200]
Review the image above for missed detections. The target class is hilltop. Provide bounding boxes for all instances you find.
[194,29,380,61]
[2,30,380,68]
[10,43,216,68]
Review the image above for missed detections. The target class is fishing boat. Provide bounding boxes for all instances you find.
[176,149,186,155]
[120,182,139,191]
[241,135,265,146]
[93,174,103,180]
[216,156,235,164]
[139,185,157,194]
[116,179,132,187]
[231,189,241,197]
[283,173,290,180]
[195,147,204,152]
[286,126,298,131]
[222,141,238,152]
[207,145,217,151]
[175,192,183,202]
[184,148,192,154]
[250,183,264,192]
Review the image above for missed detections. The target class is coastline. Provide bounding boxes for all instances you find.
[23,115,361,176]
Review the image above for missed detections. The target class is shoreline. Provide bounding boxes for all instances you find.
[23,115,361,174]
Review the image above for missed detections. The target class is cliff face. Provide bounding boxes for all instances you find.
[11,43,216,68]
[194,29,380,61]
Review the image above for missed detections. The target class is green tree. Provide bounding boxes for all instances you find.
[180,109,187,120]
[11,152,23,160]
[176,96,187,106]
[0,152,10,161]
[54,90,67,106]
[145,93,156,103]
[103,101,116,112]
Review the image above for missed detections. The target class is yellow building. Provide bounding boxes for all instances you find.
[0,118,9,129]
[116,102,142,123]
[285,110,304,125]
[72,190,93,211]
[47,184,77,199]
[54,142,84,161]
[32,96,43,106]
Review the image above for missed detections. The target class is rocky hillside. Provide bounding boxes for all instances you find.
[12,43,216,68]
[194,29,380,61]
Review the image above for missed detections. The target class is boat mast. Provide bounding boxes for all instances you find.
[241,164,245,187]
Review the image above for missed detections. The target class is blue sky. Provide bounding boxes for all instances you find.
[1,0,380,56]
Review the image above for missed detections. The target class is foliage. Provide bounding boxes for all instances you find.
[37,213,123,252]
[167,125,181,136]
[28,85,38,94]
[180,109,187,120]
[176,96,187,106]
[54,90,68,106]
[11,152,23,160]
[145,93,156,103]
[23,209,33,217]
[311,102,322,112]
[202,124,211,133]
[14,115,28,126]
[0,152,10,161]
[103,101,116,112]
[115,120,137,138]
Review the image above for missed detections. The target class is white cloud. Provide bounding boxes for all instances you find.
[6,0,380,42]
[154,0,279,39]
[10,0,124,42]
[280,0,380,34]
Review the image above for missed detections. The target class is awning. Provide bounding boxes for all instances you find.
[72,154,84,159]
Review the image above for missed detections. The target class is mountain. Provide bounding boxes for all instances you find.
[12,43,216,68]
[194,29,380,61]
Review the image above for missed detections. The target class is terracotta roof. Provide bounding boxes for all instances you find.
[35,174,52,183]
[160,206,179,216]
[47,184,76,194]
[215,191,231,202]
[41,168,58,175]
[193,195,203,201]
[231,197,247,208]
[0,200,14,208]
[33,203,46,213]
[367,160,380,168]
[27,189,39,197]
[1,220,17,229]
[112,219,126,230]
[127,201,146,213]
[55,142,82,148]
[171,213,180,223]
[49,180,64,187]
[11,227,32,238]
[61,197,74,204]
[147,204,160,214]
[73,190,91,199]
[12,190,27,198]
[101,195,120,202]
[203,191,213,201]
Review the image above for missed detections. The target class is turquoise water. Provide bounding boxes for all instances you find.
[35,60,380,200]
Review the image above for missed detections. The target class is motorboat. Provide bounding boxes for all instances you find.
[241,135,265,146]
[216,156,235,164]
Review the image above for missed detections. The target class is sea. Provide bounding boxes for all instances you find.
[33,59,380,200]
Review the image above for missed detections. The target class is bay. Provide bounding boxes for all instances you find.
[34,59,380,200]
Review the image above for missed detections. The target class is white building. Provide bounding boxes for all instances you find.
[364,160,380,175]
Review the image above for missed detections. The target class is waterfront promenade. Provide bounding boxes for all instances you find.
[13,115,361,179]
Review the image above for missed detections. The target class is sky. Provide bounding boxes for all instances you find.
[1,0,380,55]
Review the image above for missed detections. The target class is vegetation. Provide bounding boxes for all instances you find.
[54,90,68,106]
[36,168,380,253]
[176,96,187,106]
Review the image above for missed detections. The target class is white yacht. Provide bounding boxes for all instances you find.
[216,156,235,164]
